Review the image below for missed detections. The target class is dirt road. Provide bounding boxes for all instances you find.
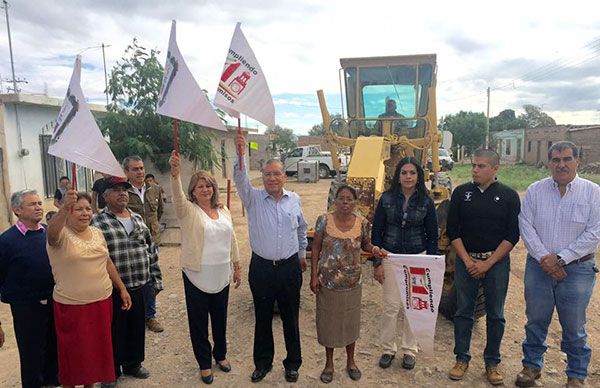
[1,178,599,387]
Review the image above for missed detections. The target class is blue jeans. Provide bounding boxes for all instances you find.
[144,279,157,320]
[522,256,597,380]
[454,255,510,366]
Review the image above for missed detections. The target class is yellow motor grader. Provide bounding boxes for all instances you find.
[312,54,483,319]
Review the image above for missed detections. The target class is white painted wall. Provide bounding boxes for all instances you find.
[3,103,60,196]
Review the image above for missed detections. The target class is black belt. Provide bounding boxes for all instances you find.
[252,252,298,267]
[568,253,594,266]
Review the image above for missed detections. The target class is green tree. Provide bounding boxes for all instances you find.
[101,39,223,172]
[519,104,556,128]
[308,113,344,136]
[308,123,325,137]
[264,125,297,156]
[490,109,527,132]
[442,111,487,152]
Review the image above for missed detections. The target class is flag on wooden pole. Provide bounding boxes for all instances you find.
[49,56,125,178]
[157,20,226,131]
[214,22,275,128]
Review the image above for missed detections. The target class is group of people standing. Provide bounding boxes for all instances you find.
[0,137,598,388]
[0,156,165,387]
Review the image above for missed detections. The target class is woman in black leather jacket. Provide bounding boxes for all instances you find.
[371,156,439,371]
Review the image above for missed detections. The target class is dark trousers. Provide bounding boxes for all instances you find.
[112,286,146,377]
[454,255,510,366]
[143,277,157,320]
[182,273,230,370]
[10,301,59,388]
[249,252,302,371]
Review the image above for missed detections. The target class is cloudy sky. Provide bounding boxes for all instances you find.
[1,0,599,134]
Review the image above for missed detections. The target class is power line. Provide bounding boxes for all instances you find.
[492,36,600,91]
[445,35,600,105]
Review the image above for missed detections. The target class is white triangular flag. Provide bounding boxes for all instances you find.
[388,253,446,356]
[215,22,275,128]
[49,56,125,178]
[157,20,226,131]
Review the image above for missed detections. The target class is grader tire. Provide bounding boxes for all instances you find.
[439,283,487,321]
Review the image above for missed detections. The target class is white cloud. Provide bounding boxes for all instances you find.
[1,0,599,131]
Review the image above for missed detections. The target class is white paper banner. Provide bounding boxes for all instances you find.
[157,20,226,131]
[388,253,445,356]
[49,56,125,178]
[214,22,275,128]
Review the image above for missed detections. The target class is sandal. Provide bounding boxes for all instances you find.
[320,369,333,384]
[347,367,361,381]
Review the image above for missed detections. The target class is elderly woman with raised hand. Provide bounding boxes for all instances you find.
[169,151,241,385]
[46,190,131,388]
[310,184,386,384]
[371,156,439,371]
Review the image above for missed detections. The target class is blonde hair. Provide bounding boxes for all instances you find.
[187,170,222,208]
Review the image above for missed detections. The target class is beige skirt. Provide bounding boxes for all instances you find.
[316,285,362,348]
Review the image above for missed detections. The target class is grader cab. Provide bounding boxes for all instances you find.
[315,54,480,320]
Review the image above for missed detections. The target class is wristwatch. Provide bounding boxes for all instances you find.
[557,255,566,267]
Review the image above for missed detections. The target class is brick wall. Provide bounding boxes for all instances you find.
[523,126,568,165]
[567,127,600,164]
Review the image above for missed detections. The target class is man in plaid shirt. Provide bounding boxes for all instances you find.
[92,177,163,387]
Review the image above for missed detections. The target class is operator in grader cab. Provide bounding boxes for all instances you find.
[374,98,404,136]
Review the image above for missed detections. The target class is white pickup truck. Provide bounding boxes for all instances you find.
[283,145,349,179]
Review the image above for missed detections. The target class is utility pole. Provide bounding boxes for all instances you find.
[101,42,110,105]
[3,0,18,93]
[485,86,490,148]
[77,44,111,104]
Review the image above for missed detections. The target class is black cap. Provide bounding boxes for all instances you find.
[102,177,132,193]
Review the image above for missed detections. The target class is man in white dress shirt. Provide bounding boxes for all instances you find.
[517,141,600,388]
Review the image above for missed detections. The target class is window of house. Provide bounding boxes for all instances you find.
[548,141,553,150]
[528,141,531,152]
[39,134,93,198]
[505,140,511,156]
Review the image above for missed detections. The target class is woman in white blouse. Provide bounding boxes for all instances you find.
[169,151,241,385]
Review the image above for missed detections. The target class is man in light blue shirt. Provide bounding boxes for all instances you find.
[517,141,600,388]
[234,132,308,384]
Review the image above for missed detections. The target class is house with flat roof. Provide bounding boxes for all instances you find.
[0,93,106,229]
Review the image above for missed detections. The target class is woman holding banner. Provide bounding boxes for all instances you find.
[169,151,241,385]
[371,157,439,371]
[310,184,386,383]
[47,190,131,387]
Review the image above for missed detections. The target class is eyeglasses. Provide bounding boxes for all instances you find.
[262,171,283,177]
[550,156,575,164]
